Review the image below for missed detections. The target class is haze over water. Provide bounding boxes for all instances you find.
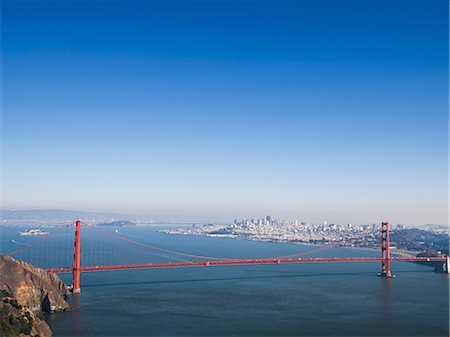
[2,226,448,336]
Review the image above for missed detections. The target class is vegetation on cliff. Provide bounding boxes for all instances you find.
[0,289,34,336]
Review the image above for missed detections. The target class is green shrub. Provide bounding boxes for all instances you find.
[0,304,34,337]
[0,289,12,299]
[8,299,21,310]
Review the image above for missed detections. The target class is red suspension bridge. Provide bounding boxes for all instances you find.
[7,221,449,294]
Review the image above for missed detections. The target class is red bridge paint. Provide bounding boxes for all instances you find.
[72,220,81,293]
[380,221,392,277]
[50,256,447,274]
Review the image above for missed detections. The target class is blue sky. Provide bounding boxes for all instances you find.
[2,0,448,224]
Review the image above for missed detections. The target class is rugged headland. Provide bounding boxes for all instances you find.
[0,254,70,337]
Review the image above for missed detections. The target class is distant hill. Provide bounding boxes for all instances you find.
[1,209,218,225]
[97,220,135,227]
[391,229,449,255]
[0,209,130,223]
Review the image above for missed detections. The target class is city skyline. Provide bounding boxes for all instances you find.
[2,0,448,225]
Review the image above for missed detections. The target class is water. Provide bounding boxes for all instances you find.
[1,225,448,336]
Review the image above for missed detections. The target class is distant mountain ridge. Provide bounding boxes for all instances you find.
[0,209,215,224]
[1,209,129,223]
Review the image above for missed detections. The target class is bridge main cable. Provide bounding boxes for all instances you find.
[8,222,76,256]
[81,221,235,261]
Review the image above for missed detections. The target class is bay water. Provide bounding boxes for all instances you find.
[1,225,448,336]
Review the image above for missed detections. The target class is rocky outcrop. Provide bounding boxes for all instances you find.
[0,254,70,337]
[0,291,52,337]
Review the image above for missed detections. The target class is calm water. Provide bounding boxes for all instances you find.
[1,225,448,336]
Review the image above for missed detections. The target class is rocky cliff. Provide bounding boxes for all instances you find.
[0,254,70,337]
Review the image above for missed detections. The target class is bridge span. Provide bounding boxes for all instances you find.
[51,256,448,274]
[8,220,449,294]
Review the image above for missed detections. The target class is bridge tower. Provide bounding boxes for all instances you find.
[72,220,81,293]
[379,221,392,278]
[434,255,450,274]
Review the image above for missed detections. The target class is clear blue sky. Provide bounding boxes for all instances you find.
[2,0,448,224]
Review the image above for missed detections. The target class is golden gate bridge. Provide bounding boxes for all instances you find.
[7,221,449,294]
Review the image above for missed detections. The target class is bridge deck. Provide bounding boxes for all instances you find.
[51,256,446,273]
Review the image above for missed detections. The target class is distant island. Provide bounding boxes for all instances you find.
[97,220,135,227]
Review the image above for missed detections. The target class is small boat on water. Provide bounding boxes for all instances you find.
[18,229,49,236]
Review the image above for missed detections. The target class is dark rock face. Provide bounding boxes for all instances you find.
[0,254,70,336]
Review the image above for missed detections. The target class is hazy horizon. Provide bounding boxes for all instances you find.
[2,1,448,226]
[0,208,447,227]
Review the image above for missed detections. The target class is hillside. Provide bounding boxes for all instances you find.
[0,255,70,337]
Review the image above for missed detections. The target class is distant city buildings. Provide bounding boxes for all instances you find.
[162,217,449,253]
[163,216,380,247]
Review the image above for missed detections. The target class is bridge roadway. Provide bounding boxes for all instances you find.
[50,256,447,273]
